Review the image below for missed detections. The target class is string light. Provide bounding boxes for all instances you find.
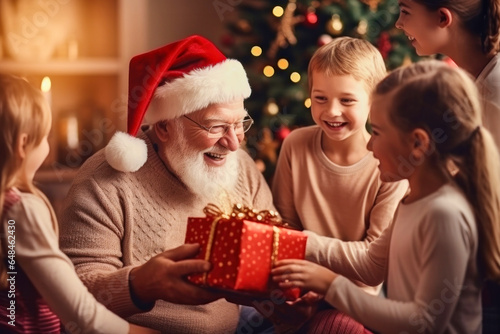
[251,46,263,57]
[272,6,284,17]
[290,72,301,83]
[304,98,312,108]
[265,99,279,115]
[263,66,275,77]
[277,58,289,70]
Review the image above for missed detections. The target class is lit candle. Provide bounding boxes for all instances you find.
[41,76,52,109]
[66,116,79,149]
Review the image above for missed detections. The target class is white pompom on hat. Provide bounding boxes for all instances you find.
[105,35,251,172]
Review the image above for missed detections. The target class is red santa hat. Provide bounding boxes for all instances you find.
[105,35,251,172]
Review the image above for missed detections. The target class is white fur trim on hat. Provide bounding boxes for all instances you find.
[105,131,148,172]
[146,59,251,123]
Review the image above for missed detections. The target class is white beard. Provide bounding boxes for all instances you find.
[164,129,239,202]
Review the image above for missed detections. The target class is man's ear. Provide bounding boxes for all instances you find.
[438,7,453,28]
[153,121,169,141]
[17,133,28,159]
[411,128,432,159]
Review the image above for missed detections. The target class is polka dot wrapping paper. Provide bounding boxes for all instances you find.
[184,204,307,300]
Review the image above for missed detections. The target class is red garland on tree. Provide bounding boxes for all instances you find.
[376,31,392,59]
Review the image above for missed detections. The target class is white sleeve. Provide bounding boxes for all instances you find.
[323,207,476,334]
[5,194,129,334]
[303,223,391,286]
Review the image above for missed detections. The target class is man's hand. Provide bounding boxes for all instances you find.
[129,244,221,305]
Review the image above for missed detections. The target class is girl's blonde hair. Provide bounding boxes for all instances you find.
[0,74,54,288]
[414,0,500,53]
[308,36,387,94]
[375,60,500,282]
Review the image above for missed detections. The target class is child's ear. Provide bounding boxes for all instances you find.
[437,8,453,28]
[16,133,28,159]
[411,128,431,159]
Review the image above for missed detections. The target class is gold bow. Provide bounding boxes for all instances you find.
[203,203,284,226]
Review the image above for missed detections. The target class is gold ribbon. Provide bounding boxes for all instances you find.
[201,203,284,284]
[271,226,280,267]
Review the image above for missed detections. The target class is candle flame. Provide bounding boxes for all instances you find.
[41,76,51,92]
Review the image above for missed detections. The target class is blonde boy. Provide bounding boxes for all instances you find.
[272,37,408,295]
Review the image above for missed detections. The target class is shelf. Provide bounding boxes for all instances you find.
[0,58,121,75]
[35,167,80,183]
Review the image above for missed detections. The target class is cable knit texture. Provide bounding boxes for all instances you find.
[59,131,275,334]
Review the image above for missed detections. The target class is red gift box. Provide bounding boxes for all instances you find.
[184,204,307,300]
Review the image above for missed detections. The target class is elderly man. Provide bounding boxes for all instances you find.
[59,35,275,333]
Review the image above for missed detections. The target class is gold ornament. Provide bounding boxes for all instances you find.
[326,14,343,36]
[357,19,368,36]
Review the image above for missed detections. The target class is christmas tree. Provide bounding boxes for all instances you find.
[219,0,419,182]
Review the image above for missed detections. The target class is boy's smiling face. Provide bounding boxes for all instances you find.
[310,70,370,143]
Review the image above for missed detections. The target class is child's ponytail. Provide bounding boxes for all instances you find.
[452,127,500,281]
[375,60,500,282]
[484,0,500,53]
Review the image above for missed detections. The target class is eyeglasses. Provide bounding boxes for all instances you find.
[184,114,254,139]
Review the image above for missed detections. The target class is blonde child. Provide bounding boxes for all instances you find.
[395,0,500,150]
[272,60,500,333]
[0,74,157,333]
[271,37,408,296]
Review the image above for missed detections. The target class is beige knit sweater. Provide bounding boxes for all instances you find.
[59,132,275,334]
